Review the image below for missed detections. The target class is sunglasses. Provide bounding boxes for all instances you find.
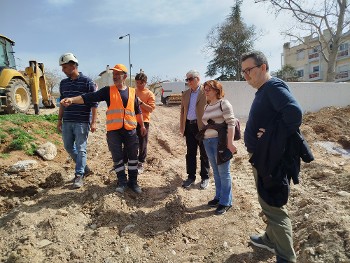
[185,77,197,82]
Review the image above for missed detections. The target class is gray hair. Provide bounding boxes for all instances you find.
[186,70,200,77]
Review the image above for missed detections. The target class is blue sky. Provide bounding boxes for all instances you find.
[2,0,294,82]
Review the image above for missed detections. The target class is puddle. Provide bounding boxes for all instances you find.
[315,141,350,158]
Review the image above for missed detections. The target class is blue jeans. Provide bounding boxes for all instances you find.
[203,137,232,206]
[62,121,90,176]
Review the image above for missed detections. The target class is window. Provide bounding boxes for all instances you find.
[297,69,304,77]
[296,49,305,60]
[312,65,319,73]
[339,42,349,51]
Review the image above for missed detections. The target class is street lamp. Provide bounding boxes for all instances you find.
[119,33,132,86]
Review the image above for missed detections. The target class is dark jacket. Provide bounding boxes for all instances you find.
[249,119,314,207]
[196,120,233,165]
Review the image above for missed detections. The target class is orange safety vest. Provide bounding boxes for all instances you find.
[106,86,137,131]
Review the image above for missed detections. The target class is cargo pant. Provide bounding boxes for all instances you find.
[250,153,296,263]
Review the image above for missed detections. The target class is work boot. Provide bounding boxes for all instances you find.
[116,173,128,193]
[115,183,127,193]
[128,182,142,194]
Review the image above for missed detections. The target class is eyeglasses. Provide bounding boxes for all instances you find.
[185,77,196,82]
[241,65,261,76]
[204,87,213,92]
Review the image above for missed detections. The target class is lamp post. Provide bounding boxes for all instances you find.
[118,34,132,86]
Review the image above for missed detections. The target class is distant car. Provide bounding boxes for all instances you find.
[160,81,187,106]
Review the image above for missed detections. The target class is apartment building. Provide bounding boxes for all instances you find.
[282,29,350,82]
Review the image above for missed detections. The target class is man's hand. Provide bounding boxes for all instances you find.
[57,120,62,133]
[257,128,265,138]
[91,121,97,133]
[140,126,147,137]
[60,98,73,107]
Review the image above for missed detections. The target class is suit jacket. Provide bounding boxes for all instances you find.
[180,86,207,136]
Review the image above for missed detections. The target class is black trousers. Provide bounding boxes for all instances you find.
[185,121,209,180]
[137,122,149,163]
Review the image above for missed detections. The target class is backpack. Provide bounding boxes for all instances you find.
[219,100,241,141]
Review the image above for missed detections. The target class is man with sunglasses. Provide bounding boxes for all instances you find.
[241,51,302,263]
[180,70,210,189]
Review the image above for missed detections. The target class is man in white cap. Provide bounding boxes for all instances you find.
[57,53,98,189]
[61,64,146,194]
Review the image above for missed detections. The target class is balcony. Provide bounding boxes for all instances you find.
[309,72,321,81]
[335,70,350,82]
[308,52,319,61]
[337,49,349,60]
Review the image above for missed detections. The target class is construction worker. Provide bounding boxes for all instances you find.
[134,72,156,173]
[61,64,146,194]
[57,53,98,189]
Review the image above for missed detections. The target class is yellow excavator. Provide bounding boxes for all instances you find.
[0,34,55,114]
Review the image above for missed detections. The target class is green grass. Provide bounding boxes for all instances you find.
[0,153,10,159]
[0,113,58,124]
[0,113,60,156]
[7,127,35,150]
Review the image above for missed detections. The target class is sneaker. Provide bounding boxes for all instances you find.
[137,162,144,174]
[128,183,142,194]
[249,235,276,254]
[200,179,209,189]
[215,204,232,215]
[73,175,84,189]
[182,178,195,188]
[207,198,220,207]
[115,183,127,193]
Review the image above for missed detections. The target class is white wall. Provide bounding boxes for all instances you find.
[222,81,350,118]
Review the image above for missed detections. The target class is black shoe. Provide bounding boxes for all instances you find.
[200,179,209,189]
[215,204,232,215]
[207,199,219,207]
[128,183,142,194]
[182,178,195,188]
[249,235,276,253]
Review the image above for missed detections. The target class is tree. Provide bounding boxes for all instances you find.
[204,0,257,80]
[254,0,350,82]
[276,64,300,82]
[44,68,61,94]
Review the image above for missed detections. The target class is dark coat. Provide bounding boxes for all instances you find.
[249,119,314,207]
[196,120,233,165]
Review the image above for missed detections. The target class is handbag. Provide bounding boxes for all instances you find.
[234,118,241,141]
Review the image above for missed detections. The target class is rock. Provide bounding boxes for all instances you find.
[8,160,38,173]
[121,224,136,235]
[337,191,350,197]
[36,142,57,161]
[37,239,52,248]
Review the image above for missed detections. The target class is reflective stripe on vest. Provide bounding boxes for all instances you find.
[106,86,137,131]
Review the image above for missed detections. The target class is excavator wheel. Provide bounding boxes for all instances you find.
[5,79,32,114]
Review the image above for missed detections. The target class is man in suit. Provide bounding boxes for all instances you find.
[180,70,210,189]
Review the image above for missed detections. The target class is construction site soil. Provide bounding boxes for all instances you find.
[0,104,349,263]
